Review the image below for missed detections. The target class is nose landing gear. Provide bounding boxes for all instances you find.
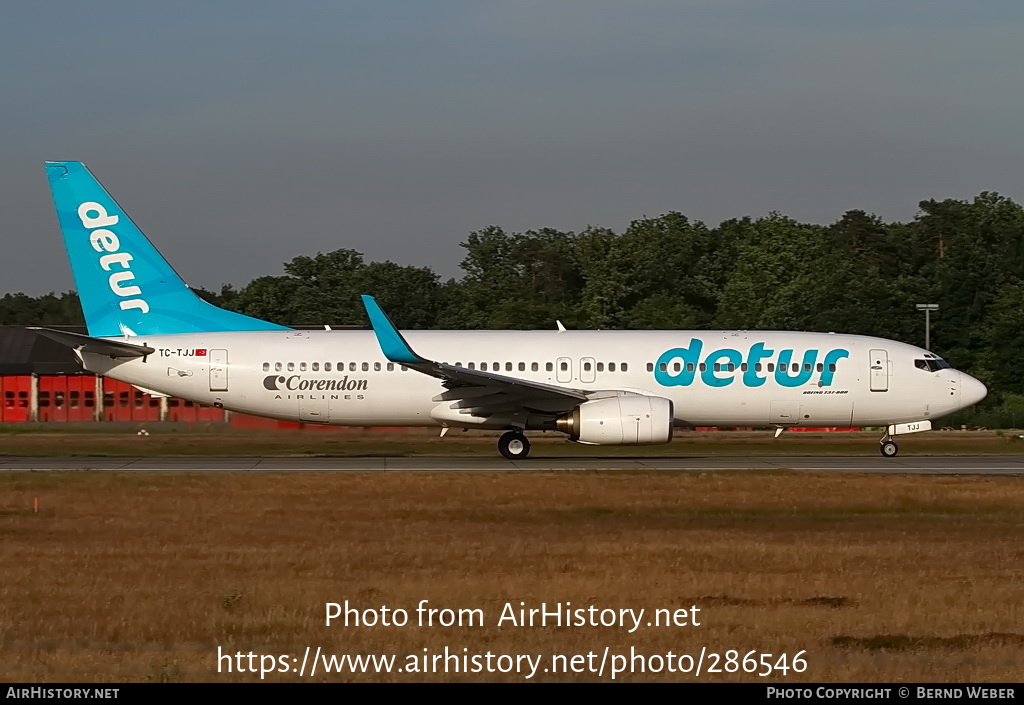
[879,431,899,458]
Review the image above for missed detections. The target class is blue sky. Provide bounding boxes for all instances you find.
[3,1,1023,293]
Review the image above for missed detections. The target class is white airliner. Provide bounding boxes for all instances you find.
[34,161,987,459]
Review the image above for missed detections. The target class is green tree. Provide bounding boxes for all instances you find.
[440,227,586,329]
[232,249,444,328]
[714,213,832,330]
[0,291,84,326]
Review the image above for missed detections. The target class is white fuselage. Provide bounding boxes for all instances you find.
[80,329,981,430]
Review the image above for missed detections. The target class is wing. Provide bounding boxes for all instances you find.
[361,295,587,425]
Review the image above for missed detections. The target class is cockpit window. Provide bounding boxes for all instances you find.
[915,358,951,372]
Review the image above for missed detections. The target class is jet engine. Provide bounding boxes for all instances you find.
[555,395,674,445]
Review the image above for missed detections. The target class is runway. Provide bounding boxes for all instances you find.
[1,455,1024,474]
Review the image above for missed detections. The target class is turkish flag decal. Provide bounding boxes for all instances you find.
[196,349,207,356]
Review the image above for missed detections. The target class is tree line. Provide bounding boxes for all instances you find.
[5,192,1024,425]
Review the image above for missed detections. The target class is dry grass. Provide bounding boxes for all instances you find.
[1,471,1022,682]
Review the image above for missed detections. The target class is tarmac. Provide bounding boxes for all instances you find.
[2,455,1024,474]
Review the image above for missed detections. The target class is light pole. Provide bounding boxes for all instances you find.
[916,303,939,351]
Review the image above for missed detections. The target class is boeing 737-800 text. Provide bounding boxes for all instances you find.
[34,161,987,459]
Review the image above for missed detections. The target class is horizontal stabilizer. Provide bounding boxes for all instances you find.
[29,328,155,358]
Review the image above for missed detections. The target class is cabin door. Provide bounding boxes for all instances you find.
[209,349,228,392]
[869,349,889,392]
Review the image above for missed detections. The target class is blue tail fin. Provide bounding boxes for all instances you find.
[45,161,289,337]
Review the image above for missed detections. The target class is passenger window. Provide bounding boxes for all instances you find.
[361,362,369,371]
[659,363,667,372]
[455,362,463,368]
[387,363,394,372]
[699,363,706,372]
[468,362,476,370]
[262,362,270,371]
[400,365,407,372]
[828,363,837,372]
[481,363,488,371]
[350,362,357,372]
[506,362,512,372]
[816,363,823,372]
[673,362,681,373]
[531,362,539,372]
[609,362,616,372]
[275,362,282,372]
[621,363,628,372]
[714,363,721,372]
[287,362,295,371]
[546,362,553,372]
[325,362,332,372]
[646,363,653,372]
[312,362,319,371]
[519,362,526,372]
[755,363,762,372]
[560,361,568,372]
[768,363,775,372]
[597,362,605,372]
[494,362,500,371]
[583,362,592,372]
[374,362,381,371]
[740,363,747,372]
[803,363,811,373]
[686,363,694,372]
[299,362,307,371]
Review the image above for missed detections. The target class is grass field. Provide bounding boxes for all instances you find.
[2,469,1022,682]
[0,427,1020,457]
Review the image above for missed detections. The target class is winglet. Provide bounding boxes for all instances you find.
[360,295,426,365]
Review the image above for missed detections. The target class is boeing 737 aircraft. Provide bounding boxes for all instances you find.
[34,161,987,459]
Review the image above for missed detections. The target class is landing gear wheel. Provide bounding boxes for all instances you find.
[880,441,898,458]
[498,431,531,460]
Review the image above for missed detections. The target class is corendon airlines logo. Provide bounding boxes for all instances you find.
[263,375,368,392]
[654,339,850,388]
[77,202,150,314]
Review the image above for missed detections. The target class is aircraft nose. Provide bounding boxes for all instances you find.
[960,372,987,408]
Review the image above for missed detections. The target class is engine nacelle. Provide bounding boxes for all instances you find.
[556,395,674,445]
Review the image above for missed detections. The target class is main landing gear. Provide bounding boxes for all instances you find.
[879,431,899,458]
[498,431,531,460]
